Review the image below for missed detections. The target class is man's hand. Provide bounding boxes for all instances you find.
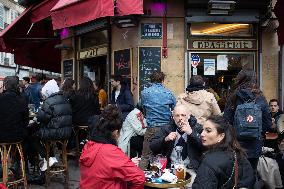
[165,132,177,142]
[131,157,141,166]
[180,121,193,135]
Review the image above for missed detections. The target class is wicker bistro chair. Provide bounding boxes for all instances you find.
[44,140,69,189]
[0,141,27,189]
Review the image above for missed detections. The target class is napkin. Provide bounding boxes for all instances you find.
[161,170,177,183]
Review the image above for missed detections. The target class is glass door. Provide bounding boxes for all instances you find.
[188,51,256,111]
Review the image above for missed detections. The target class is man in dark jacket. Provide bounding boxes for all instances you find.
[150,104,203,171]
[29,74,44,111]
[269,99,283,127]
[0,76,29,143]
[110,75,134,120]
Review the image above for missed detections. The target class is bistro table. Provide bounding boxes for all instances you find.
[144,177,191,189]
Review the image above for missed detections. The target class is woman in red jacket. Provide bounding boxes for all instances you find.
[80,105,145,189]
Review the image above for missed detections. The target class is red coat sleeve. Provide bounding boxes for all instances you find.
[105,147,145,189]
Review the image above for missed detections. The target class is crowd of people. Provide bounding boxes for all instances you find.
[0,68,283,189]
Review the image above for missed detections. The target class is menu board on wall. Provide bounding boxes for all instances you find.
[63,59,74,79]
[113,48,132,87]
[138,47,161,96]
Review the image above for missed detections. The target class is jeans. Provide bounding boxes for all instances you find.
[139,127,160,170]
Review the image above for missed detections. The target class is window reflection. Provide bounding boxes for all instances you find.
[80,30,108,49]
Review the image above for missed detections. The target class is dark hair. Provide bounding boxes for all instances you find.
[22,77,30,83]
[90,105,123,145]
[150,71,165,83]
[236,69,260,94]
[227,69,262,110]
[77,77,94,98]
[190,75,204,86]
[110,75,123,82]
[62,78,75,90]
[61,78,75,97]
[186,75,205,92]
[206,115,246,157]
[269,99,279,106]
[4,76,19,91]
[35,73,46,82]
[93,80,102,89]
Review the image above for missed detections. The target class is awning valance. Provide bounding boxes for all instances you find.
[50,0,144,30]
[50,0,114,30]
[0,6,61,72]
[275,0,284,45]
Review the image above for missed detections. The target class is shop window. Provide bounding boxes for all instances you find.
[190,23,254,37]
[80,30,108,49]
[189,53,255,110]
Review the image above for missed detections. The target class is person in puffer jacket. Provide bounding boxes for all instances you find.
[36,79,73,140]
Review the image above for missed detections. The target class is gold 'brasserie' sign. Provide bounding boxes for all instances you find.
[188,39,257,50]
[78,46,108,59]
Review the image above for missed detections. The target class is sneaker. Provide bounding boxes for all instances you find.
[40,157,58,172]
[49,157,58,167]
[40,159,47,172]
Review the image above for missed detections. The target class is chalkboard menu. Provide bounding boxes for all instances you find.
[63,59,74,79]
[138,47,161,95]
[113,48,131,87]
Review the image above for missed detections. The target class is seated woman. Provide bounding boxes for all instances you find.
[80,105,145,189]
[192,115,255,189]
[118,106,147,157]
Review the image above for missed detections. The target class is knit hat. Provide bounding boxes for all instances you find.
[41,79,59,98]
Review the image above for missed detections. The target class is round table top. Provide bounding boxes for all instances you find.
[144,177,191,188]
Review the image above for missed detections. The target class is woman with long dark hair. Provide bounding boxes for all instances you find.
[223,69,272,169]
[193,115,255,189]
[80,105,145,189]
[70,77,100,125]
[60,78,75,100]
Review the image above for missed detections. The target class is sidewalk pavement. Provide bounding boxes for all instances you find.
[29,158,80,189]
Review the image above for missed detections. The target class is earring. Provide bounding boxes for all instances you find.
[217,140,220,143]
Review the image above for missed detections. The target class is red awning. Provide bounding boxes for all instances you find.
[116,0,143,16]
[275,0,284,45]
[51,0,114,30]
[50,0,81,11]
[0,6,61,72]
[31,0,59,23]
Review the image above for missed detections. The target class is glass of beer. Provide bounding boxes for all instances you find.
[149,156,159,172]
[174,163,185,181]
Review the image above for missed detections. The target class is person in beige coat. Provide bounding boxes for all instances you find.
[177,75,221,125]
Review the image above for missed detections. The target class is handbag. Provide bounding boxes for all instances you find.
[220,151,239,189]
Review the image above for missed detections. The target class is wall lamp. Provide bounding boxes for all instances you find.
[208,0,236,15]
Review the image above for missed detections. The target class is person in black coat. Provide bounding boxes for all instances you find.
[110,75,134,120]
[223,69,272,169]
[70,77,100,125]
[36,79,73,140]
[150,104,203,171]
[192,116,255,189]
[0,76,29,143]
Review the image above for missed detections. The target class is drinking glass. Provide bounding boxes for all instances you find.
[156,154,167,171]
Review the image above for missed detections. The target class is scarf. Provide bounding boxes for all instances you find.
[176,128,188,161]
